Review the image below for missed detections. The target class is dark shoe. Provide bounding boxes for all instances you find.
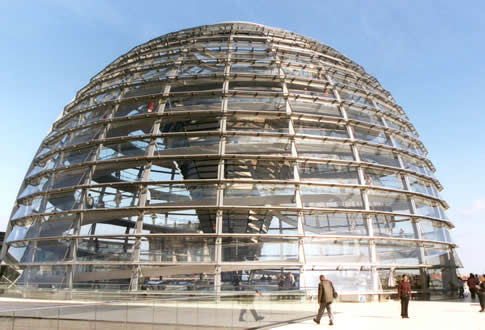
[404,316,409,319]
[329,320,334,325]
[313,318,320,324]
[479,309,484,313]
[255,316,264,321]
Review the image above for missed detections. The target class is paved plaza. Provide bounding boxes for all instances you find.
[0,297,483,329]
[276,299,485,330]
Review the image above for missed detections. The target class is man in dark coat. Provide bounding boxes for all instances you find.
[313,274,336,325]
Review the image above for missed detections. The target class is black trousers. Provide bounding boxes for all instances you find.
[400,295,410,317]
[479,293,485,310]
[470,288,477,299]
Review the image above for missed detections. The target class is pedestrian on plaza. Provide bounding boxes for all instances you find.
[478,275,485,312]
[458,277,465,299]
[313,275,337,326]
[398,275,412,319]
[467,273,478,300]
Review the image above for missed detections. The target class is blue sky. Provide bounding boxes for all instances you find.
[0,0,483,273]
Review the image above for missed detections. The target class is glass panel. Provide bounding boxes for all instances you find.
[51,168,89,189]
[11,197,43,220]
[296,140,354,160]
[79,106,111,124]
[151,159,218,180]
[303,269,375,293]
[59,146,97,167]
[407,174,439,197]
[393,136,424,156]
[423,244,451,266]
[98,139,150,160]
[222,237,298,262]
[346,107,383,126]
[229,80,282,92]
[223,183,296,207]
[123,83,163,99]
[77,237,133,262]
[73,265,132,290]
[165,96,222,112]
[287,83,335,98]
[304,239,370,263]
[419,219,451,242]
[283,66,320,79]
[385,117,414,137]
[226,115,288,133]
[298,162,359,184]
[222,210,298,234]
[378,268,421,292]
[156,136,220,155]
[227,96,285,112]
[27,154,58,178]
[363,168,404,189]
[300,186,363,209]
[6,245,28,263]
[106,118,153,138]
[339,90,373,106]
[230,63,278,75]
[303,212,368,236]
[115,99,162,117]
[225,136,291,155]
[139,237,216,263]
[358,146,400,168]
[67,125,104,146]
[225,159,294,180]
[353,126,391,146]
[147,183,217,206]
[401,155,435,178]
[94,89,121,103]
[171,80,223,93]
[143,209,216,234]
[413,197,442,219]
[221,268,300,292]
[86,185,139,209]
[33,239,71,263]
[159,115,220,133]
[79,220,136,237]
[37,215,75,238]
[18,175,51,199]
[37,134,68,157]
[367,190,411,214]
[17,265,68,288]
[372,215,417,238]
[375,240,420,265]
[55,115,79,131]
[294,120,348,138]
[290,99,341,117]
[44,190,82,213]
[179,63,225,75]
[91,162,145,184]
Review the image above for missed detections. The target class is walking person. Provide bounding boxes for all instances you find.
[478,275,485,312]
[313,275,336,326]
[468,273,478,300]
[398,275,412,319]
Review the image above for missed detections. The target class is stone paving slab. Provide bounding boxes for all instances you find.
[275,300,485,330]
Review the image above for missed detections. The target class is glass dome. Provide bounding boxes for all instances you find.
[1,22,461,296]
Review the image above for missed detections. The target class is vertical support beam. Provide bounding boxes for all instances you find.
[129,81,172,291]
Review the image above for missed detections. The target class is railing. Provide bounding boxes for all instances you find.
[0,292,316,329]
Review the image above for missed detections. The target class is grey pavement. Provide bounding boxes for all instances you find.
[0,297,483,329]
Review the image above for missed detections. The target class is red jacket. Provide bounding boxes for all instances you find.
[398,281,412,299]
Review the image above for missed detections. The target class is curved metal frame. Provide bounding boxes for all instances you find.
[1,22,460,296]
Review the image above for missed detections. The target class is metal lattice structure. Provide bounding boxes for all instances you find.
[1,22,461,296]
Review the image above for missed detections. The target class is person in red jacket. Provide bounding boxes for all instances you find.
[398,275,412,318]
